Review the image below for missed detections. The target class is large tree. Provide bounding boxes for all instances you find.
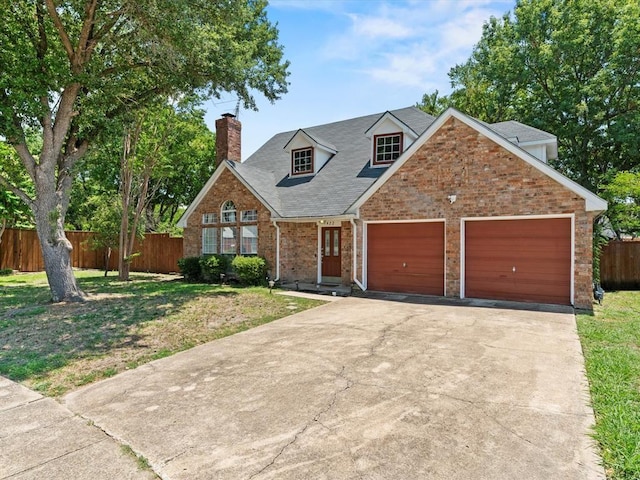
[419,0,640,196]
[0,0,289,302]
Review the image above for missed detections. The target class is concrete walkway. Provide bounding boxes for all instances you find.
[0,377,154,479]
[61,297,604,479]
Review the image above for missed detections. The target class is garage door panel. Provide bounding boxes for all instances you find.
[368,222,444,296]
[465,218,571,305]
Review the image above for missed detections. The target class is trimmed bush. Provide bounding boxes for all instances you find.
[0,268,13,276]
[231,256,267,286]
[199,255,229,283]
[177,256,201,281]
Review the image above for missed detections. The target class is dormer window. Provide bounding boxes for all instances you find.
[292,147,314,175]
[373,133,403,165]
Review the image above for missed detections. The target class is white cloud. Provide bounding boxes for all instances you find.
[348,13,415,39]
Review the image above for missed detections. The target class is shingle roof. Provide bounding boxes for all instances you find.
[488,120,556,143]
[236,107,434,218]
[232,107,557,219]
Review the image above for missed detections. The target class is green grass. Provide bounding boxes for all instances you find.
[577,291,640,480]
[0,270,325,396]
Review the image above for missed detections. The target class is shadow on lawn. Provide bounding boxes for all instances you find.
[0,273,239,383]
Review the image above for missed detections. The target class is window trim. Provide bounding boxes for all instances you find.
[202,213,217,224]
[240,225,258,255]
[220,226,238,255]
[372,132,403,166]
[291,147,314,176]
[221,200,237,223]
[241,209,258,223]
[202,227,218,254]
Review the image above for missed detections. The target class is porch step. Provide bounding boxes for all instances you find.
[279,282,351,297]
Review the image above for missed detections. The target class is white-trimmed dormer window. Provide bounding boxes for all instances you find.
[284,129,336,177]
[221,200,236,223]
[373,133,403,165]
[292,147,314,175]
[365,111,418,168]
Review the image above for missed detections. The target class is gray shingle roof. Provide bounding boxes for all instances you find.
[488,121,556,143]
[233,107,555,218]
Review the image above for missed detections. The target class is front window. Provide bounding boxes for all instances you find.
[221,200,236,223]
[374,133,402,164]
[241,209,258,222]
[202,213,217,224]
[221,226,237,254]
[202,228,218,254]
[292,147,314,175]
[241,225,258,254]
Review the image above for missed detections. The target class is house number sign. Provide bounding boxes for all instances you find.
[318,220,339,227]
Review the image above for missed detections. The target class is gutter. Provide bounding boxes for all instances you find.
[272,220,280,281]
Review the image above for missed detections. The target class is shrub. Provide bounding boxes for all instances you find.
[199,255,229,283]
[0,268,13,276]
[177,256,201,281]
[231,256,267,286]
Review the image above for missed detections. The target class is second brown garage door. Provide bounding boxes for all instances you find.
[464,218,571,305]
[367,222,444,296]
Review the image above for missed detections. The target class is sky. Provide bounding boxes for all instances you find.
[203,0,516,159]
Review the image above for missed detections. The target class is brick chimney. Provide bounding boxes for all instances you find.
[215,113,241,167]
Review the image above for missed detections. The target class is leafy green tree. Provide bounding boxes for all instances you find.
[0,0,289,302]
[602,171,640,239]
[0,143,33,242]
[428,0,640,195]
[415,90,451,117]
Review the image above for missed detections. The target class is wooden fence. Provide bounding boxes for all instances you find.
[600,240,640,290]
[0,228,183,274]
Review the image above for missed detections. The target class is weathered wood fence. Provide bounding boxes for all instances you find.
[600,240,640,290]
[0,228,183,274]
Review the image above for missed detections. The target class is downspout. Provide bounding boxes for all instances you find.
[272,220,280,281]
[350,218,365,291]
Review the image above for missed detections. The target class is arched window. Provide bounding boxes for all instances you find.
[221,200,236,223]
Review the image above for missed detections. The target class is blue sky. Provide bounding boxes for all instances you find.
[204,0,516,159]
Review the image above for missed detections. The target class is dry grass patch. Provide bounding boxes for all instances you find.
[0,270,325,396]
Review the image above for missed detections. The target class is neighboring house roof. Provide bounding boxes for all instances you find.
[178,106,605,227]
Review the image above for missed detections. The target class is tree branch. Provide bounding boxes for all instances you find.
[44,0,75,64]
[77,0,98,63]
[0,174,34,209]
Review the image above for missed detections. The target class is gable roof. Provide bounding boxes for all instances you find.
[178,106,606,227]
[350,108,607,213]
[283,129,337,154]
[238,106,435,219]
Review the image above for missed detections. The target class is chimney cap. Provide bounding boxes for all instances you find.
[221,113,236,118]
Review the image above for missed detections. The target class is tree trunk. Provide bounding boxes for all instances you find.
[34,209,85,302]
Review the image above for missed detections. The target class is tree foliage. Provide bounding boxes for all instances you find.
[602,171,640,239]
[418,0,640,196]
[0,0,289,301]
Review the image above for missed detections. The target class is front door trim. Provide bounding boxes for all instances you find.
[317,225,342,283]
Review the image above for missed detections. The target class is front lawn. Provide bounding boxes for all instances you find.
[0,270,325,397]
[577,291,640,480]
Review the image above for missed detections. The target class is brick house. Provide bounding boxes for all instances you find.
[178,107,606,308]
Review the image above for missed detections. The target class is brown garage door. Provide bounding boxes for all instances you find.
[367,222,444,296]
[465,218,571,305]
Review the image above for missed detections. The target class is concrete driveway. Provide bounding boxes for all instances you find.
[64,296,604,479]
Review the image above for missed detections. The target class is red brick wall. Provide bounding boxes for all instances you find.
[182,168,276,274]
[360,117,595,308]
[279,222,317,283]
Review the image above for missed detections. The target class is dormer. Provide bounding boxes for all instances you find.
[284,129,337,177]
[490,121,558,164]
[365,111,419,167]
